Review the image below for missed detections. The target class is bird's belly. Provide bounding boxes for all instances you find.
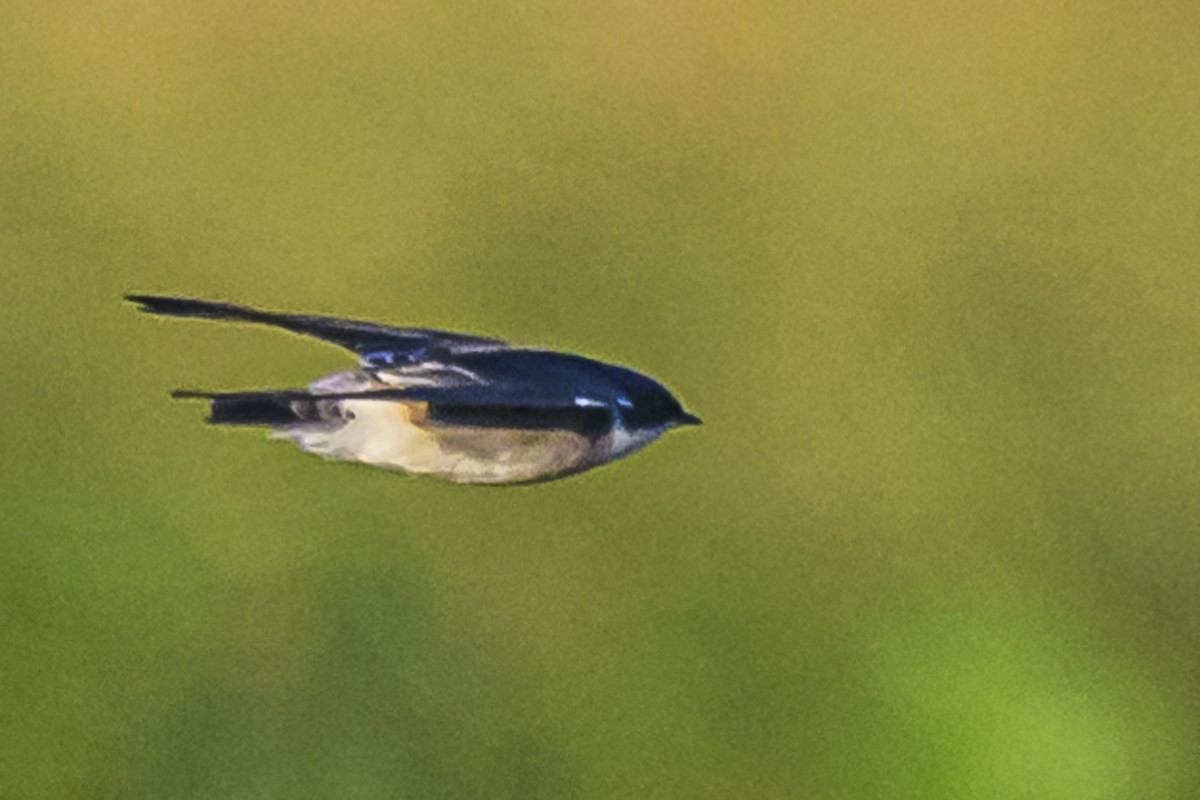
[281,399,599,484]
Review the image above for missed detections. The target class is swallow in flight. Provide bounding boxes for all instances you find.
[127,295,701,484]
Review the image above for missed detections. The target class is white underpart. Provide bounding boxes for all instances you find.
[272,370,437,470]
[300,399,440,468]
[609,423,668,459]
[271,369,601,483]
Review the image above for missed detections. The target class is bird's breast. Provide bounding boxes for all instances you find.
[284,397,606,484]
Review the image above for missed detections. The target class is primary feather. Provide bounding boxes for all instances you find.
[125,294,506,361]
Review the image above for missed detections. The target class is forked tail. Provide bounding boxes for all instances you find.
[172,388,413,427]
[172,389,320,427]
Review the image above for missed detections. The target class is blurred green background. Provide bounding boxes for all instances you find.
[2,1,1198,797]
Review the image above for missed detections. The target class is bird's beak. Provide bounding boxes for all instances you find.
[676,411,703,427]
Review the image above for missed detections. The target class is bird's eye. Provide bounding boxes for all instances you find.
[616,396,634,409]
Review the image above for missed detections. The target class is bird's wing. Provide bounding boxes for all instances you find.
[126,294,507,362]
[174,384,614,436]
[399,384,615,436]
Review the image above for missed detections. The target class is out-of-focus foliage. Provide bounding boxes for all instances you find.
[2,2,1198,797]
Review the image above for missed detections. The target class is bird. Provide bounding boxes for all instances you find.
[127,294,701,484]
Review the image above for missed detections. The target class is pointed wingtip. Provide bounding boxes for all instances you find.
[171,389,216,400]
[124,292,159,311]
[126,293,199,316]
[125,293,257,322]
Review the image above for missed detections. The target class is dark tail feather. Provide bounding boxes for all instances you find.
[172,388,413,427]
[172,389,318,427]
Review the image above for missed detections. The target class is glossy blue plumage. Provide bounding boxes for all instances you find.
[128,294,700,483]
